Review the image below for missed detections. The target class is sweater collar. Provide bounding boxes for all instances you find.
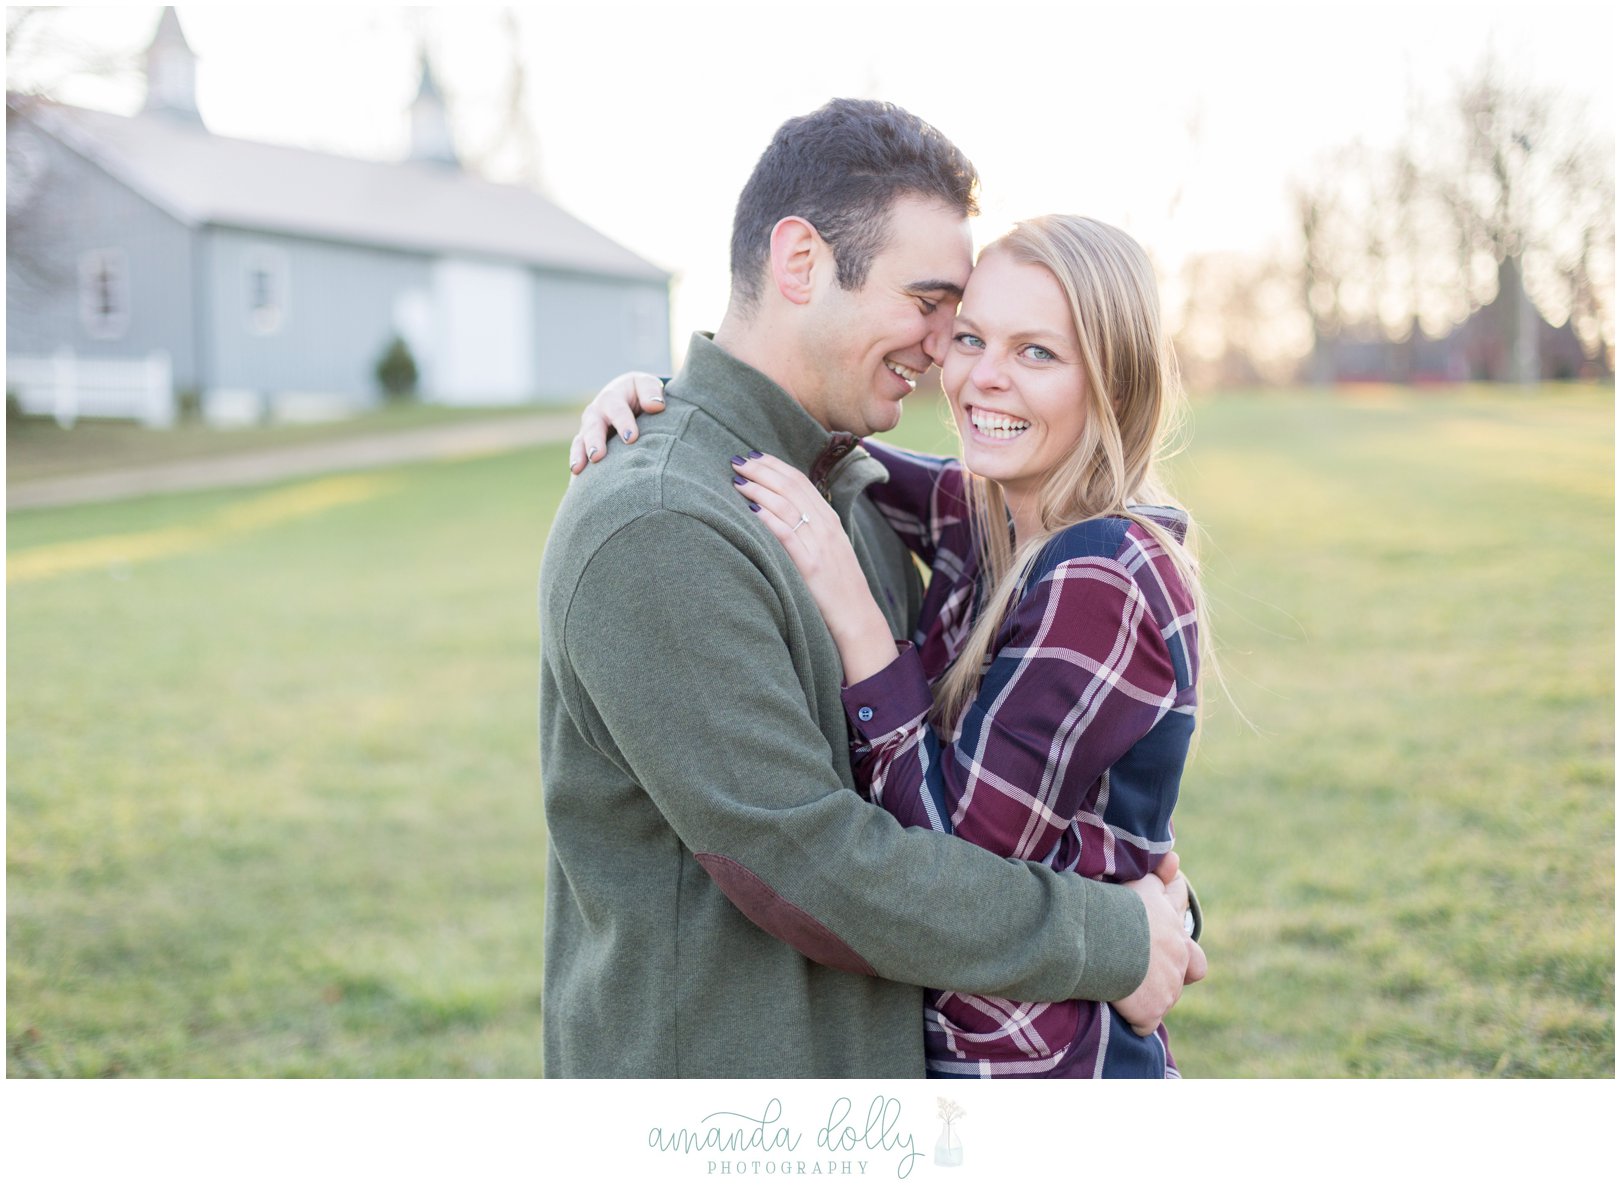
[665,332,861,486]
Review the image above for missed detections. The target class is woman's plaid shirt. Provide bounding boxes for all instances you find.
[842,442,1200,1078]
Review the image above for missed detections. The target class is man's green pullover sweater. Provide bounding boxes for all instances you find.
[539,334,1150,1078]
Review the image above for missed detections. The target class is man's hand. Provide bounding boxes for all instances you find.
[1111,854,1207,1037]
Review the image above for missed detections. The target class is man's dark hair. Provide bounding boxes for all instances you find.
[729,98,979,310]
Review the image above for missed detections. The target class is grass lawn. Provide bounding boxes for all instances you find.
[5,385,1613,1077]
[6,401,579,485]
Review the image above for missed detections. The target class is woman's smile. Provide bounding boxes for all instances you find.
[964,404,1034,441]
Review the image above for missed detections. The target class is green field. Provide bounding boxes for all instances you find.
[6,386,1614,1077]
[5,401,560,484]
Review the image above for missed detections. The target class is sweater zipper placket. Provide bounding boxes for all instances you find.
[808,432,858,504]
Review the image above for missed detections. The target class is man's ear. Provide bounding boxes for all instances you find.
[768,216,824,306]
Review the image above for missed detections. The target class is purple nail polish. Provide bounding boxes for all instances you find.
[732,475,747,487]
[730,455,747,466]
[748,501,761,513]
[747,450,763,459]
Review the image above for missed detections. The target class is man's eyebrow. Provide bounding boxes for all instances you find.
[905,279,965,300]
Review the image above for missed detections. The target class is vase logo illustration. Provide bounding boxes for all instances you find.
[933,1098,965,1167]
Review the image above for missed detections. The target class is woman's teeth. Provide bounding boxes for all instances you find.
[970,409,1031,439]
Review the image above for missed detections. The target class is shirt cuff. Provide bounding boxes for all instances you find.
[841,641,932,740]
[1071,880,1153,1003]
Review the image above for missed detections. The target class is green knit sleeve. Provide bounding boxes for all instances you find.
[558,507,1150,1004]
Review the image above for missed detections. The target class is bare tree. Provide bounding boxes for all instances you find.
[479,8,546,193]
[1292,166,1352,384]
[7,7,147,300]
[414,7,547,194]
[1545,130,1615,375]
[1289,139,1419,382]
[6,6,144,103]
[1455,68,1549,381]
[1288,56,1613,382]
[1175,250,1310,390]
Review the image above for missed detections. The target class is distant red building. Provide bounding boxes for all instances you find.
[1323,261,1605,385]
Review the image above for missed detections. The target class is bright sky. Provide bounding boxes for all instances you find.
[15,1,1617,365]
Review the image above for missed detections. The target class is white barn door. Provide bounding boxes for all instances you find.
[429,258,533,405]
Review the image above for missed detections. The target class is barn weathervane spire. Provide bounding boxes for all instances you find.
[408,48,459,168]
[143,7,202,125]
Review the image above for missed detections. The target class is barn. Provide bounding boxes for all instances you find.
[5,9,672,427]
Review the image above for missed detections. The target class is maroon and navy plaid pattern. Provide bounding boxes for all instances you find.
[841,441,1200,1079]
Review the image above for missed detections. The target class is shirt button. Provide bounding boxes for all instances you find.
[857,707,875,722]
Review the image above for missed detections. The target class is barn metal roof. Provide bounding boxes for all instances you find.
[21,100,670,283]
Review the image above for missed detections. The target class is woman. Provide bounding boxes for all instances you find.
[577,215,1207,1078]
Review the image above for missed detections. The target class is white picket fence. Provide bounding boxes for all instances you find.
[6,348,175,428]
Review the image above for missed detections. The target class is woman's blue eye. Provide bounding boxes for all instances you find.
[1024,345,1056,362]
[953,333,984,349]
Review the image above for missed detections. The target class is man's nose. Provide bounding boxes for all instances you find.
[922,307,955,367]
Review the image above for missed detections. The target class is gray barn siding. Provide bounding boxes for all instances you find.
[203,226,431,402]
[6,120,198,386]
[9,107,673,415]
[531,272,672,401]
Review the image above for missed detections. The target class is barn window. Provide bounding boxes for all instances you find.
[243,246,290,335]
[78,248,130,340]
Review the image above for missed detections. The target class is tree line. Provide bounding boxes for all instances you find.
[1174,59,1614,389]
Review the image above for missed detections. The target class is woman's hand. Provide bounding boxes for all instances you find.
[1111,856,1208,1037]
[731,453,899,684]
[569,372,667,474]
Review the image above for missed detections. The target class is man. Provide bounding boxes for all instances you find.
[540,98,1203,1078]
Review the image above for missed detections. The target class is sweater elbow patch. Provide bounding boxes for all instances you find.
[695,853,878,978]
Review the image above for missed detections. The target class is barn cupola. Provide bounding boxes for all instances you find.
[408,51,459,168]
[143,7,202,125]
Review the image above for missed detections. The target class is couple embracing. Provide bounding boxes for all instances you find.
[541,98,1209,1079]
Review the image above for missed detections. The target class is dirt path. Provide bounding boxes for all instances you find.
[7,412,581,511]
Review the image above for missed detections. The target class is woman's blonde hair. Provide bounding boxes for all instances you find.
[933,214,1211,728]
